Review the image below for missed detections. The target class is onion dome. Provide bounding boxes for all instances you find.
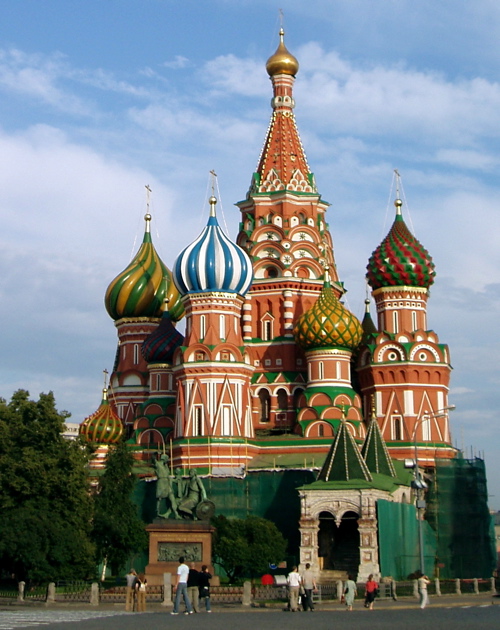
[79,388,123,443]
[105,213,184,321]
[266,28,299,77]
[173,195,253,296]
[366,199,435,290]
[142,309,184,364]
[293,274,363,351]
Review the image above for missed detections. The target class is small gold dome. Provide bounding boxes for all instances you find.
[266,28,299,77]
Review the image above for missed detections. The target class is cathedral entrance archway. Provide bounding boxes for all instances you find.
[318,510,360,575]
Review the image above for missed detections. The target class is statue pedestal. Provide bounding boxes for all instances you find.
[145,519,215,586]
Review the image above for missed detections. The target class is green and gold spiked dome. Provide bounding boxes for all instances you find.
[79,387,123,444]
[293,274,363,351]
[105,213,184,321]
[366,198,435,290]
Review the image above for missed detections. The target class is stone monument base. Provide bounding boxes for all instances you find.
[145,519,215,586]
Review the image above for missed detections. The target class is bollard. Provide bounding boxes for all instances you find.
[455,578,461,594]
[162,573,172,607]
[391,579,397,601]
[18,581,25,602]
[473,578,479,594]
[490,577,496,594]
[242,581,252,606]
[47,583,56,603]
[336,580,343,601]
[90,582,99,606]
[435,578,441,596]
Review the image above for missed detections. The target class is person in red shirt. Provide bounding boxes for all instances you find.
[364,574,378,610]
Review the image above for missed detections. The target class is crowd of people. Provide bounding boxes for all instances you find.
[125,563,429,613]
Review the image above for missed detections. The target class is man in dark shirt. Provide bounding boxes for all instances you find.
[187,563,200,613]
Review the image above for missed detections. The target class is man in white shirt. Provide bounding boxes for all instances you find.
[171,556,193,615]
[286,566,302,612]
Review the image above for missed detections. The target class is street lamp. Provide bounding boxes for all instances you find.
[405,405,456,574]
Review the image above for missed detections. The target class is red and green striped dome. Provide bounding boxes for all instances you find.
[366,199,435,290]
[293,277,363,351]
[79,388,123,444]
[105,214,184,321]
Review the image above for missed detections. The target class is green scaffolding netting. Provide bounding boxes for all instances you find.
[377,499,436,580]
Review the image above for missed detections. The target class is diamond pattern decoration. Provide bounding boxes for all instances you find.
[366,215,435,290]
[294,282,363,351]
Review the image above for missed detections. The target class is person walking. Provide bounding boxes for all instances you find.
[135,573,147,612]
[171,556,193,615]
[364,574,378,610]
[343,574,357,611]
[286,566,302,612]
[187,563,200,613]
[198,565,212,612]
[418,573,431,609]
[300,563,317,611]
[125,569,137,612]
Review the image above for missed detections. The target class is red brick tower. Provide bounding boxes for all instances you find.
[357,190,455,465]
[236,29,343,435]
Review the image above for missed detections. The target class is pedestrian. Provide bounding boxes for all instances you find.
[125,568,137,612]
[286,566,302,612]
[364,573,378,610]
[418,572,430,609]
[171,556,193,615]
[300,563,317,611]
[135,573,147,612]
[198,565,212,612]
[343,574,357,611]
[187,562,200,613]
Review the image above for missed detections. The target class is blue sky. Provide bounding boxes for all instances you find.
[1,1,499,508]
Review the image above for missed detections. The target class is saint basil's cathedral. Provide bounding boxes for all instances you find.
[80,30,494,581]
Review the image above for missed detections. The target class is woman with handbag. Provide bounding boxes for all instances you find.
[343,574,357,611]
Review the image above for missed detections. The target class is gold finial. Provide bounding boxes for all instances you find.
[144,184,152,228]
[209,170,217,217]
[394,169,403,215]
[370,395,377,420]
[102,369,109,399]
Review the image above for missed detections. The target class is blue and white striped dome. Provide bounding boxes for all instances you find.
[173,196,253,296]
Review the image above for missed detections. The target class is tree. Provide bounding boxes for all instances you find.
[91,441,148,576]
[0,390,95,582]
[212,515,287,582]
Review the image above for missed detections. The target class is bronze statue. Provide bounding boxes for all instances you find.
[154,454,180,519]
[178,469,211,520]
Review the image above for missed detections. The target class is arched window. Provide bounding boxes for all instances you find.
[133,344,140,365]
[194,406,203,436]
[258,389,270,423]
[392,415,402,440]
[220,314,225,339]
[277,388,288,410]
[318,424,324,437]
[412,311,418,331]
[393,311,399,333]
[319,361,324,380]
[200,315,206,339]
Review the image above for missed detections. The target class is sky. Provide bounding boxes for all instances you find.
[0,0,499,508]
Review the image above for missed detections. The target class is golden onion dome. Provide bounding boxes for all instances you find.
[79,388,123,444]
[266,28,299,77]
[104,213,184,322]
[293,276,363,352]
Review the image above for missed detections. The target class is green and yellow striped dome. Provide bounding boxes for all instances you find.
[79,388,123,444]
[105,213,184,321]
[293,278,363,351]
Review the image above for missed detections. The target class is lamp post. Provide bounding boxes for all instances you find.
[408,405,456,574]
